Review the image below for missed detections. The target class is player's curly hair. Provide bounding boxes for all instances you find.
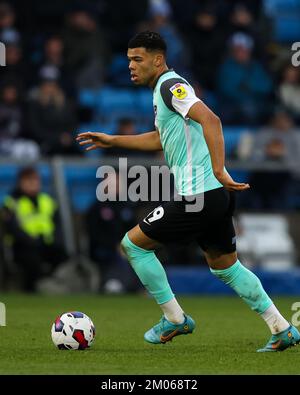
[128,31,167,54]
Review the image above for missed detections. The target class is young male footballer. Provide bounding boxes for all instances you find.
[77,31,300,352]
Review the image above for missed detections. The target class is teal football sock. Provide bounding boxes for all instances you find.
[210,260,273,314]
[121,233,174,304]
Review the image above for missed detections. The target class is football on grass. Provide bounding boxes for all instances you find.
[51,311,95,350]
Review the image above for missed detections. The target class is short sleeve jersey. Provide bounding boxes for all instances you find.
[153,69,222,195]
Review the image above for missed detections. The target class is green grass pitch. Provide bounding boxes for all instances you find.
[0,293,299,374]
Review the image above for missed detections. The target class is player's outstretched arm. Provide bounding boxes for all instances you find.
[187,101,250,192]
[76,130,162,152]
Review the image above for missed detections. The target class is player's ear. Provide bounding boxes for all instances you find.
[154,53,164,67]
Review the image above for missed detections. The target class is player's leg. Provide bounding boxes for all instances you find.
[205,248,282,323]
[203,247,300,352]
[120,219,195,344]
[197,187,299,351]
[121,224,185,322]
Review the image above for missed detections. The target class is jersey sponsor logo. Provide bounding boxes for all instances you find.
[170,83,187,100]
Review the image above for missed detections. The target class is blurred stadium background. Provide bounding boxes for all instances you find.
[1,0,300,297]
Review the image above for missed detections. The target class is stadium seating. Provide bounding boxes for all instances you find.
[237,214,296,269]
[223,126,251,182]
[96,87,135,115]
[136,89,153,116]
[63,165,99,212]
[108,54,132,86]
[78,89,98,109]
[264,0,300,15]
[264,0,300,42]
[223,126,248,157]
[274,15,300,42]
[79,85,154,122]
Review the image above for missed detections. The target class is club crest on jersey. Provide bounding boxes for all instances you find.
[170,83,187,99]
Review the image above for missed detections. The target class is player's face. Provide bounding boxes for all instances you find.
[127,47,159,86]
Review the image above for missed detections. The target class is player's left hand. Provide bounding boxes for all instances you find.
[214,171,250,192]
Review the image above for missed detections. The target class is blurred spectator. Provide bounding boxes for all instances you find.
[240,111,300,209]
[86,171,140,293]
[229,3,255,33]
[1,40,29,91]
[227,3,265,43]
[104,118,155,158]
[138,0,190,75]
[35,35,75,97]
[28,79,78,155]
[226,3,270,61]
[98,0,148,53]
[188,6,225,90]
[43,35,63,68]
[217,32,273,124]
[0,3,28,88]
[278,65,300,123]
[0,83,23,141]
[0,2,20,43]
[0,84,40,160]
[62,7,110,90]
[1,167,68,292]
[249,111,300,163]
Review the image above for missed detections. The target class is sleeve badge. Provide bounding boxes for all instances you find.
[170,83,187,100]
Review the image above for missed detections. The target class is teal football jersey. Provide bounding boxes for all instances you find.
[153,69,223,195]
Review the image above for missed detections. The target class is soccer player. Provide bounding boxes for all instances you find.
[77,31,300,352]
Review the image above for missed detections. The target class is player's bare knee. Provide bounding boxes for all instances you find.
[206,249,223,261]
[205,250,237,270]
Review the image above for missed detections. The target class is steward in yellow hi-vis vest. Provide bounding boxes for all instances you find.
[2,167,68,292]
[4,193,56,245]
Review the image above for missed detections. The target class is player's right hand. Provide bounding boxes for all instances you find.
[76,132,113,151]
[214,170,250,192]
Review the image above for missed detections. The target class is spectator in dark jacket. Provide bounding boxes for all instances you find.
[86,172,140,293]
[240,110,300,209]
[137,0,190,76]
[35,35,74,97]
[188,6,226,90]
[217,32,273,124]
[0,84,39,160]
[28,78,78,155]
[62,7,110,90]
